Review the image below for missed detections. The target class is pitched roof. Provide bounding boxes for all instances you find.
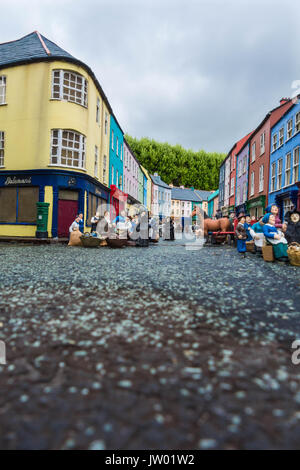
[150,174,170,189]
[0,31,124,134]
[0,31,75,68]
[171,187,203,202]
[207,189,219,202]
[194,189,213,201]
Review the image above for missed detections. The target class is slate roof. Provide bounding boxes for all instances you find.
[0,31,124,133]
[194,189,213,201]
[207,189,219,202]
[0,31,75,68]
[150,174,170,189]
[171,187,202,202]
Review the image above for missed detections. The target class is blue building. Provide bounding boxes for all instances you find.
[109,114,124,190]
[207,189,219,218]
[268,100,300,219]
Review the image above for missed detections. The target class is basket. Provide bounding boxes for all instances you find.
[246,241,255,253]
[80,234,102,248]
[262,245,274,262]
[287,242,300,266]
[106,237,127,248]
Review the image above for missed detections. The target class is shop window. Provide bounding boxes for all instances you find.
[0,131,4,167]
[52,70,88,107]
[18,187,39,223]
[88,193,106,223]
[0,187,38,224]
[50,129,86,169]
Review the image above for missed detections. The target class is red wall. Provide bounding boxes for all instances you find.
[248,100,293,205]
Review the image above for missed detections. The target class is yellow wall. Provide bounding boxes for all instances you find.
[0,61,110,185]
[0,224,36,237]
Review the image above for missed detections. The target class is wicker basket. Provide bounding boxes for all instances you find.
[262,245,274,262]
[287,242,300,266]
[80,234,102,248]
[106,237,127,248]
[246,241,255,253]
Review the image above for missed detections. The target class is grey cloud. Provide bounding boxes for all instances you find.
[1,0,300,152]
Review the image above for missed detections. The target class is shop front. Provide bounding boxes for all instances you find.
[246,196,266,219]
[126,194,141,217]
[235,203,247,216]
[274,188,298,221]
[110,185,128,218]
[0,169,110,238]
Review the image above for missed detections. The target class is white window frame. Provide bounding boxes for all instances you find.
[51,70,88,107]
[271,163,276,192]
[230,177,234,196]
[285,153,291,187]
[277,159,283,190]
[103,155,107,183]
[250,171,255,196]
[243,156,247,174]
[283,198,294,216]
[279,127,284,147]
[259,165,264,192]
[292,147,299,184]
[116,137,119,156]
[260,132,265,155]
[50,129,86,169]
[243,181,247,202]
[295,112,300,134]
[105,113,108,135]
[94,145,98,178]
[0,76,6,105]
[111,165,114,185]
[272,133,277,152]
[0,131,4,167]
[111,131,114,150]
[287,118,293,140]
[251,142,256,163]
[96,97,100,124]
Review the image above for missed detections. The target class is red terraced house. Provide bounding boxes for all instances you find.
[247,98,294,219]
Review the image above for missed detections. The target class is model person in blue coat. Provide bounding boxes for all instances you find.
[262,213,288,261]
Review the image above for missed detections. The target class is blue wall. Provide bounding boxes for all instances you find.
[109,114,124,190]
[218,162,225,209]
[269,101,300,218]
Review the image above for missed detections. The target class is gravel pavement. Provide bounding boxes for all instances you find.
[0,241,300,450]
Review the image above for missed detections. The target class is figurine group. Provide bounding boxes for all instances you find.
[235,203,300,261]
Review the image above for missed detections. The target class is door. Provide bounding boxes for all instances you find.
[58,199,78,237]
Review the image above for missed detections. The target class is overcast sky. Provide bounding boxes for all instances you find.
[1,0,300,153]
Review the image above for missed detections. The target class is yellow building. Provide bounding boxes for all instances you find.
[0,31,116,237]
[141,165,152,212]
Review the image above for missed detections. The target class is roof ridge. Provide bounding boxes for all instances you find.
[35,31,51,56]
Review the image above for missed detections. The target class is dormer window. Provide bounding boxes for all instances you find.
[0,76,6,105]
[52,70,88,107]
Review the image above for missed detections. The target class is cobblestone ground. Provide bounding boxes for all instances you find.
[0,241,300,450]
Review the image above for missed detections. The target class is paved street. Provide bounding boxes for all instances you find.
[0,241,300,450]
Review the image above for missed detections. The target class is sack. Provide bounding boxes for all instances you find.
[287,242,300,266]
[262,245,274,262]
[68,230,83,247]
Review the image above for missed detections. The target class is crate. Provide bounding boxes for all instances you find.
[262,245,274,262]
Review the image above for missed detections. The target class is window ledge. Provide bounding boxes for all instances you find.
[48,164,87,172]
[50,98,88,110]
[0,166,5,168]
[0,103,7,106]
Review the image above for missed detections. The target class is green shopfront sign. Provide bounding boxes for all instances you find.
[247,195,266,210]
